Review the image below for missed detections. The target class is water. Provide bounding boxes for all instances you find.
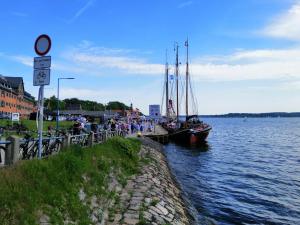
[163,118,300,225]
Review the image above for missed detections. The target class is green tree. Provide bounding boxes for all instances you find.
[106,101,130,110]
[44,96,65,111]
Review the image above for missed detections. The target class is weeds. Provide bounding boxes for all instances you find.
[0,137,141,225]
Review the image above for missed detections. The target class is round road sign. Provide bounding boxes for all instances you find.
[34,34,51,56]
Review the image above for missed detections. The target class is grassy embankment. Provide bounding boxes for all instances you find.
[0,137,141,225]
[0,119,73,137]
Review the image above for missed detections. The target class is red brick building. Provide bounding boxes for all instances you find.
[0,76,36,119]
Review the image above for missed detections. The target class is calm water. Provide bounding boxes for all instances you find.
[164,118,300,225]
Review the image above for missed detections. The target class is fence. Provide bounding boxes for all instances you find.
[0,130,125,167]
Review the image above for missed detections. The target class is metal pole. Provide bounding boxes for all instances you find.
[56,78,60,130]
[175,44,179,120]
[185,39,189,119]
[38,85,45,159]
[165,50,169,118]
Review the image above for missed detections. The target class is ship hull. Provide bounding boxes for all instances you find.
[168,126,211,145]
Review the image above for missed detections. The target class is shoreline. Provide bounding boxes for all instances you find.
[140,137,199,225]
[106,137,198,224]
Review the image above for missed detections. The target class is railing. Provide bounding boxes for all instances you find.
[0,129,126,167]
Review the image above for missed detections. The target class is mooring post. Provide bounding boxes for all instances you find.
[88,132,94,147]
[6,136,20,165]
[67,133,72,147]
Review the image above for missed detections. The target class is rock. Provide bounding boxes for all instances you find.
[123,217,139,225]
[78,188,86,201]
[90,195,98,209]
[156,203,169,215]
[39,214,50,224]
[114,214,122,222]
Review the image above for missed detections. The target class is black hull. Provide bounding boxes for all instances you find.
[168,127,211,144]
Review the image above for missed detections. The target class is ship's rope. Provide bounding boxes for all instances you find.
[161,71,166,116]
[189,67,199,115]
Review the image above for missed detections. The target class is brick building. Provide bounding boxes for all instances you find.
[0,75,36,119]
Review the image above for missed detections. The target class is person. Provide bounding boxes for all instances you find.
[47,125,53,136]
[140,122,144,133]
[131,122,135,134]
[73,121,81,135]
[111,120,116,131]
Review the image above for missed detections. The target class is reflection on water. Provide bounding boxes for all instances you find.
[164,118,300,225]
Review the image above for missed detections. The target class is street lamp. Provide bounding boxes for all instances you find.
[56,77,75,130]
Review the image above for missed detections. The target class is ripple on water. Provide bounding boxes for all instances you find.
[164,118,300,225]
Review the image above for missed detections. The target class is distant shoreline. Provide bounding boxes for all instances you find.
[199,112,300,118]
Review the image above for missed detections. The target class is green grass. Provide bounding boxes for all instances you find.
[0,137,141,225]
[0,119,73,131]
[0,119,73,137]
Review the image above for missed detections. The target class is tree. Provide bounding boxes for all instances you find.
[44,95,65,111]
[106,101,130,110]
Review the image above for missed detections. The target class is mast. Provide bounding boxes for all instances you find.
[185,39,189,119]
[165,50,169,118]
[175,43,179,120]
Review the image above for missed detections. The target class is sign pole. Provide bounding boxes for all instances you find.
[34,34,51,159]
[38,85,44,158]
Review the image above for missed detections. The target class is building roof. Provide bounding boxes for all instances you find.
[0,75,35,101]
[3,76,23,89]
[58,110,119,117]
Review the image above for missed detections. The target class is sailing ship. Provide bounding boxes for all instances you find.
[162,40,211,144]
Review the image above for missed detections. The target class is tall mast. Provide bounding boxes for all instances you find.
[185,39,189,118]
[165,50,169,118]
[175,43,179,120]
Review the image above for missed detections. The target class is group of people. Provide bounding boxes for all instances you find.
[72,116,156,136]
[103,118,155,135]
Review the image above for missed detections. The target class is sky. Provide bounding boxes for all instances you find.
[0,0,300,114]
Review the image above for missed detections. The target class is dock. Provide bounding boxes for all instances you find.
[144,125,169,144]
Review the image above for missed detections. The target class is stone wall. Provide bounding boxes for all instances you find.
[39,137,197,225]
[107,137,197,225]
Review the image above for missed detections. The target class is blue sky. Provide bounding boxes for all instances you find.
[0,0,300,114]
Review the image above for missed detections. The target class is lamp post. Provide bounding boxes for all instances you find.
[56,77,75,130]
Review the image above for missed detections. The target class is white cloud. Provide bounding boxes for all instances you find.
[9,55,32,67]
[4,42,300,84]
[68,0,95,23]
[178,1,193,9]
[60,42,164,75]
[11,12,28,17]
[44,81,163,114]
[261,1,300,40]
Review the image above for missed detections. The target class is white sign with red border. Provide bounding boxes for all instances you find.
[34,34,51,56]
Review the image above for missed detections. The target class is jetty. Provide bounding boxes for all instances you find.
[144,125,169,144]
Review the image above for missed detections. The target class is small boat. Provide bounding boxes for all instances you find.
[162,40,211,144]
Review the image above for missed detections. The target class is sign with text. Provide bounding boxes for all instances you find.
[34,56,51,69]
[11,113,20,122]
[33,69,50,86]
[149,105,161,118]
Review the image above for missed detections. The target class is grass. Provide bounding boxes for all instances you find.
[0,137,141,225]
[0,119,73,131]
[0,119,73,137]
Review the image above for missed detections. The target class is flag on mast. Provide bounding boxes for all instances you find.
[185,40,188,47]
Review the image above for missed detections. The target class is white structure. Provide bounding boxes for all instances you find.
[149,105,161,119]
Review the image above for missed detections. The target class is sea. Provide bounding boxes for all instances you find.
[163,117,300,225]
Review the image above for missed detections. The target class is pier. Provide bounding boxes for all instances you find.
[144,125,169,144]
